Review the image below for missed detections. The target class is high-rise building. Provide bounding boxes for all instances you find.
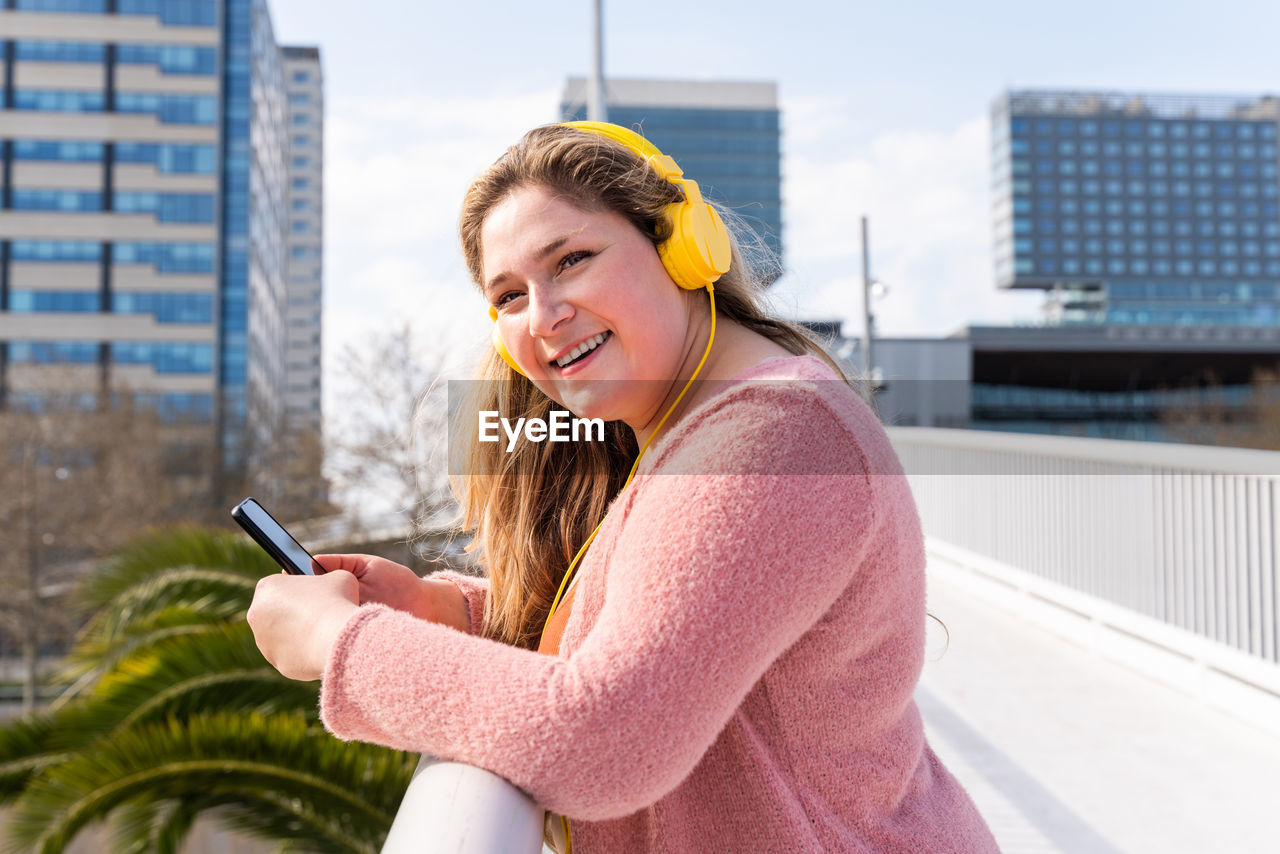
[281,45,321,438]
[991,90,1280,327]
[0,0,323,504]
[560,77,783,275]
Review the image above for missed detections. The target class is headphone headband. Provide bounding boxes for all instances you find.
[562,121,732,291]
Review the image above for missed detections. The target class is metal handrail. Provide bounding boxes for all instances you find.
[381,756,544,854]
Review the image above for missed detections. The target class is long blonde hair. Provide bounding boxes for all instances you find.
[454,124,850,648]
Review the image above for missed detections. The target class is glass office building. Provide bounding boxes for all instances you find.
[281,45,322,438]
[992,90,1280,326]
[0,0,320,498]
[561,77,783,275]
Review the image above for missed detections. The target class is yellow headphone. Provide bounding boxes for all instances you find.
[487,121,732,377]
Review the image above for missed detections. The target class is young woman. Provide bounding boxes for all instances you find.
[248,122,998,853]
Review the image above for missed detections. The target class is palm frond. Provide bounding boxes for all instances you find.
[111,798,198,854]
[75,526,271,615]
[6,713,414,854]
[0,526,418,854]
[0,712,69,803]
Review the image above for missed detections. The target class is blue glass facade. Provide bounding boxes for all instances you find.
[992,91,1280,326]
[217,0,288,472]
[0,0,302,497]
[560,92,784,273]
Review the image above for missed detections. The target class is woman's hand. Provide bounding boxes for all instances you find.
[247,570,360,681]
[315,554,470,634]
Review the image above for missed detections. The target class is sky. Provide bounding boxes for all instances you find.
[263,0,1280,391]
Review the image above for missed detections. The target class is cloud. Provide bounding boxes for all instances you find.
[779,108,1044,337]
[320,88,558,407]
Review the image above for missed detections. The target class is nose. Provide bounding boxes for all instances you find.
[526,281,573,340]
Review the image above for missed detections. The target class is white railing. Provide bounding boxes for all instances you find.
[889,427,1280,666]
[381,757,544,854]
[382,428,1280,849]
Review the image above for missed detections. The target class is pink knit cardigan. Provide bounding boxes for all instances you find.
[321,355,999,853]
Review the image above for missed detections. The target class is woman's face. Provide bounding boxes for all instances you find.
[481,184,693,428]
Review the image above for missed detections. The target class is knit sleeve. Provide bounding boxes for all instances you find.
[320,385,880,820]
[429,569,489,636]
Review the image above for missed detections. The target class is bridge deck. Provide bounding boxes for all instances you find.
[919,557,1280,854]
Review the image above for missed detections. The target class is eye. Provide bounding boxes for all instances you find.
[492,290,523,309]
[557,250,593,273]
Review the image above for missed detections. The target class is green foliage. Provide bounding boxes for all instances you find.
[0,527,417,853]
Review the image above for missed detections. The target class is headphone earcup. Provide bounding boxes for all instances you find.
[491,322,527,378]
[659,195,732,290]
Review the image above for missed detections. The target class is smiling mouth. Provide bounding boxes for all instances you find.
[553,331,611,369]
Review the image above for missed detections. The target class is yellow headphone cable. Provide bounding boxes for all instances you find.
[544,285,717,854]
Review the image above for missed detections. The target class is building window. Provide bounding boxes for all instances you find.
[113,242,215,272]
[8,341,99,363]
[111,341,213,374]
[14,90,105,112]
[14,140,104,161]
[15,40,106,62]
[11,240,102,262]
[118,0,217,27]
[116,141,215,174]
[117,43,216,75]
[15,0,107,11]
[114,192,215,223]
[12,189,103,212]
[116,92,216,124]
[112,292,214,323]
[8,291,101,312]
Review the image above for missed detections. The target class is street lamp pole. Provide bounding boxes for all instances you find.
[588,0,607,122]
[860,215,875,384]
[21,441,39,714]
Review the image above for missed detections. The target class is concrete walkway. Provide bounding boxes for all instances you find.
[918,557,1280,854]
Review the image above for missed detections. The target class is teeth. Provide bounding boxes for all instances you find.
[556,332,608,368]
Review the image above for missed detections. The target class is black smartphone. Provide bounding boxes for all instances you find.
[231,497,325,576]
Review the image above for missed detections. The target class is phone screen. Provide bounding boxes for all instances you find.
[232,497,324,576]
